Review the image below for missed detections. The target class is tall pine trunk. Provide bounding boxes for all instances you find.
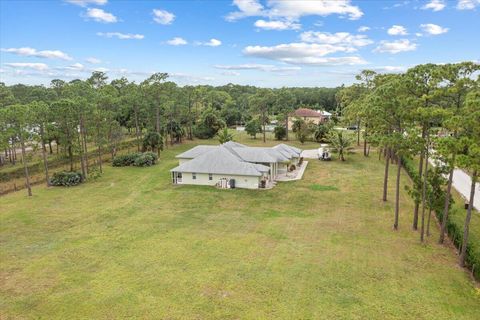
[459,170,477,267]
[97,144,103,173]
[19,134,32,196]
[68,145,74,171]
[357,119,361,146]
[420,148,429,242]
[134,106,141,152]
[427,209,432,237]
[39,125,50,186]
[77,131,86,180]
[394,153,401,230]
[363,125,368,156]
[439,165,454,244]
[413,125,427,230]
[383,148,390,201]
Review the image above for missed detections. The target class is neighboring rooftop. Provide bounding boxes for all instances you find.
[290,108,331,118]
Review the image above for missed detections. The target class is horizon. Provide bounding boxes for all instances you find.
[1,0,479,88]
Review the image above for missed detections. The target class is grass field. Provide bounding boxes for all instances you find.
[1,135,479,319]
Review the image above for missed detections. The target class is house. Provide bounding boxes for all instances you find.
[288,108,331,129]
[170,141,302,189]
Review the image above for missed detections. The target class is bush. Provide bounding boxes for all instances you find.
[112,152,157,167]
[273,125,286,140]
[194,124,217,139]
[133,152,158,167]
[289,164,296,172]
[112,153,141,167]
[49,171,83,187]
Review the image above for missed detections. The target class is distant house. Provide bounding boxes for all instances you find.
[171,141,302,189]
[288,108,331,128]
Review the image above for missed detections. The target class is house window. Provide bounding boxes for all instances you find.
[208,173,213,180]
[178,172,182,179]
[192,173,196,180]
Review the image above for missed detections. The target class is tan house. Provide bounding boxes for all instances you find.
[288,108,331,129]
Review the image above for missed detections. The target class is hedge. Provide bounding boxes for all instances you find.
[402,156,479,281]
[112,152,158,167]
[49,171,83,187]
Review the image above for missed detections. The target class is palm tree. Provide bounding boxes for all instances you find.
[328,130,353,161]
[217,127,234,144]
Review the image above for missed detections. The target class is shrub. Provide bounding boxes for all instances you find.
[194,124,217,139]
[274,125,286,140]
[113,152,157,167]
[133,152,158,167]
[49,171,83,187]
[289,164,296,172]
[112,153,141,167]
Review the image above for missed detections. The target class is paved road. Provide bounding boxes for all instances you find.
[429,157,479,211]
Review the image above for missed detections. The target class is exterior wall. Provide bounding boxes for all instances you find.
[176,172,261,189]
[288,116,324,129]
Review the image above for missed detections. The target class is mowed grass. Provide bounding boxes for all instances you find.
[1,138,479,319]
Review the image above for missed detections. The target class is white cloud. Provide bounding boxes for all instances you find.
[243,42,367,66]
[214,64,301,72]
[373,65,407,73]
[457,0,480,10]
[153,9,175,25]
[57,63,85,71]
[86,57,101,64]
[93,67,109,72]
[374,39,417,54]
[254,19,301,30]
[96,32,144,39]
[420,23,449,35]
[220,71,240,76]
[85,8,117,23]
[226,0,363,21]
[300,31,373,47]
[166,37,187,45]
[357,26,370,32]
[65,0,107,6]
[387,25,408,36]
[1,47,72,60]
[226,0,265,21]
[197,38,222,47]
[4,62,49,71]
[170,73,214,83]
[422,0,446,11]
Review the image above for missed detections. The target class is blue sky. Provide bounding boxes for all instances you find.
[1,0,479,87]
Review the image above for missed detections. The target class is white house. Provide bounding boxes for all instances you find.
[170,141,302,189]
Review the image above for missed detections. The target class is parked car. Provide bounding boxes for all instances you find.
[347,125,358,130]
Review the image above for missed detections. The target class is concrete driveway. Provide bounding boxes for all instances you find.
[301,149,319,159]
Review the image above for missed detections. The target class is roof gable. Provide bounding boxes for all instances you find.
[171,146,268,176]
[292,108,325,118]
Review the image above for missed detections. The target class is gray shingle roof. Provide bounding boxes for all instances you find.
[175,145,217,159]
[274,144,302,157]
[171,146,269,176]
[231,147,278,163]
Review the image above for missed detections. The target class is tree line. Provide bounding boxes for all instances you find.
[337,62,479,269]
[0,72,339,193]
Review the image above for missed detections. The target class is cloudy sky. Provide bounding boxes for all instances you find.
[1,0,479,87]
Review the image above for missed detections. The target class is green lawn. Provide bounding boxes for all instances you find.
[1,137,479,319]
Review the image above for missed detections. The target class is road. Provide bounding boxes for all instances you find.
[437,164,479,211]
